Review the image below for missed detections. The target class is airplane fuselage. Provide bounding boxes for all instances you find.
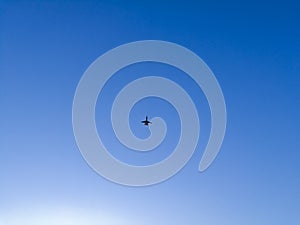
[141,116,151,126]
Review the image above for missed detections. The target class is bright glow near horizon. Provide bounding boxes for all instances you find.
[0,207,134,225]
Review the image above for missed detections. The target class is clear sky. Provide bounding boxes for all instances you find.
[1,0,300,224]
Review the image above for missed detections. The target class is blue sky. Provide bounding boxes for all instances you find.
[1,0,300,224]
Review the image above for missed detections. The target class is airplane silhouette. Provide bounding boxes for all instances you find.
[141,116,151,126]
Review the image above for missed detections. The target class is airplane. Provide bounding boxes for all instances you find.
[141,116,151,126]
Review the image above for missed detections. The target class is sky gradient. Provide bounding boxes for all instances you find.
[1,1,300,224]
